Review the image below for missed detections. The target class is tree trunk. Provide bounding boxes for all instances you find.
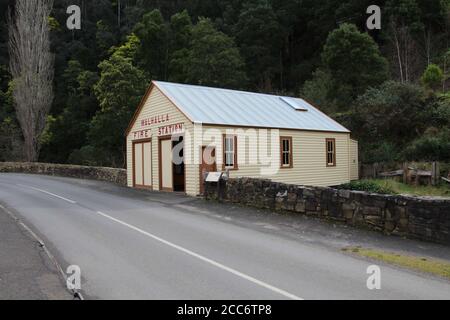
[391,21,404,83]
[118,0,121,27]
[8,0,54,162]
[389,19,420,84]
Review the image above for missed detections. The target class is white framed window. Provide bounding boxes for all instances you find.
[280,137,293,168]
[223,135,237,170]
[326,138,336,167]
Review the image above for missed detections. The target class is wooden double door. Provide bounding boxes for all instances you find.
[133,140,152,189]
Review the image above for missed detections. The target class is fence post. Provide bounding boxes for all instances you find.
[431,162,440,186]
[402,162,408,184]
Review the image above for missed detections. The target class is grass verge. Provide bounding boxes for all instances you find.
[342,247,450,280]
[372,179,450,197]
[341,179,450,197]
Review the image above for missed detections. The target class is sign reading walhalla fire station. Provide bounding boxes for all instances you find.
[132,113,172,139]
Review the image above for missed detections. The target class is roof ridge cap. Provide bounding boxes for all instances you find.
[154,80,302,100]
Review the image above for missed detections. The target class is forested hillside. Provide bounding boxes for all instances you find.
[0,0,449,167]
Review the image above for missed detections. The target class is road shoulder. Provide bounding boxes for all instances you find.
[0,205,72,300]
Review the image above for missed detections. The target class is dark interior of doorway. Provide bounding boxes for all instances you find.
[172,136,185,192]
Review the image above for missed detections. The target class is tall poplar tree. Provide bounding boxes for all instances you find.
[8,0,54,161]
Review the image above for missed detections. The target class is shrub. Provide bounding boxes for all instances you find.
[362,142,400,163]
[403,128,450,161]
[339,180,396,195]
[68,145,109,167]
[421,64,444,90]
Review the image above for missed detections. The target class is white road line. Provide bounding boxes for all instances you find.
[96,210,304,300]
[17,184,77,204]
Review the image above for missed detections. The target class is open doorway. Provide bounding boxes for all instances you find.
[172,135,185,192]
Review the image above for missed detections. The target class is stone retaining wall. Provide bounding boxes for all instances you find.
[206,178,450,245]
[0,162,127,186]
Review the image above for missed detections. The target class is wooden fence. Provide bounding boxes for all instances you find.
[360,162,450,186]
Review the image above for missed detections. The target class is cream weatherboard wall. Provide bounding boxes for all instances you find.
[143,142,152,186]
[126,86,197,195]
[193,125,352,196]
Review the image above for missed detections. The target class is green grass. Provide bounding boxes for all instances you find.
[342,247,450,280]
[370,179,450,197]
[341,179,450,197]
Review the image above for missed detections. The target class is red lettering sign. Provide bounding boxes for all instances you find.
[133,129,151,140]
[140,114,170,127]
[158,123,184,136]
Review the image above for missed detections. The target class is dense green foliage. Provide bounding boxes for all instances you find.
[0,0,449,167]
[321,23,389,107]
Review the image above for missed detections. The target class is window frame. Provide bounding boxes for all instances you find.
[222,134,238,170]
[326,138,336,167]
[280,136,293,169]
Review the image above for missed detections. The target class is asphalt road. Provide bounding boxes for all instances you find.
[0,173,449,300]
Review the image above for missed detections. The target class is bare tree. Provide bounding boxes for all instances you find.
[388,19,422,84]
[8,0,54,162]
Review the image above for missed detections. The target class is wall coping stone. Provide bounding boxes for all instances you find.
[0,162,127,186]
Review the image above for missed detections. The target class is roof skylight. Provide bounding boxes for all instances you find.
[279,97,309,112]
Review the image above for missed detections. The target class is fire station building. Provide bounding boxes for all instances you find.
[125,81,359,196]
